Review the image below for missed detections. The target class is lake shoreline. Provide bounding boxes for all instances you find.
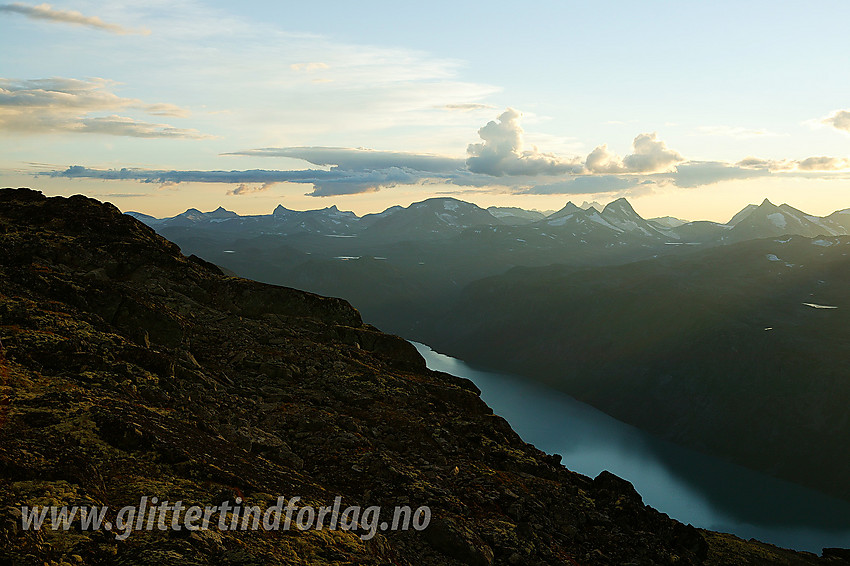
[412,341,850,554]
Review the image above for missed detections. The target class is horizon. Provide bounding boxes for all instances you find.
[109,192,849,225]
[3,1,850,223]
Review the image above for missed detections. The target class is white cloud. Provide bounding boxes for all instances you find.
[224,146,464,173]
[37,105,850,199]
[822,110,850,133]
[797,156,850,171]
[144,102,189,118]
[0,2,148,34]
[441,103,494,111]
[584,144,626,174]
[227,182,277,195]
[75,115,208,138]
[290,62,329,72]
[47,165,436,197]
[585,133,684,174]
[660,161,770,188]
[623,133,685,172]
[736,156,796,171]
[737,155,850,172]
[0,77,202,138]
[465,108,582,176]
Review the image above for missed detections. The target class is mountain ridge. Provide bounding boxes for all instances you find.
[130,196,850,247]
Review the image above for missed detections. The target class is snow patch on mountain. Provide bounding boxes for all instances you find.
[767,213,787,228]
[547,215,573,226]
[587,212,623,232]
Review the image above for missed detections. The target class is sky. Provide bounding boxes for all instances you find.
[2,0,850,222]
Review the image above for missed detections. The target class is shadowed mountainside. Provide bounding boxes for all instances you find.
[421,235,850,503]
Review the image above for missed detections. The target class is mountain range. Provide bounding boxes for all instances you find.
[128,196,850,245]
[129,196,850,335]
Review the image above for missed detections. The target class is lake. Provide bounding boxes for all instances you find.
[412,342,850,554]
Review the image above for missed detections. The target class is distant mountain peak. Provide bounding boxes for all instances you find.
[546,201,582,221]
[602,198,638,216]
[273,204,293,216]
[580,200,603,211]
[411,197,481,212]
[206,206,238,219]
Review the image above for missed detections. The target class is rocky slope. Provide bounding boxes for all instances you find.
[0,188,846,565]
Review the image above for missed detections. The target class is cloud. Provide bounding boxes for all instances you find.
[224,146,465,173]
[660,161,770,188]
[584,145,626,174]
[144,102,190,118]
[227,182,277,196]
[466,108,583,176]
[290,62,329,72]
[624,134,685,172]
[442,103,494,111]
[1,77,131,110]
[736,156,794,170]
[39,107,850,199]
[821,110,850,133]
[47,165,432,197]
[797,156,850,171]
[737,155,850,172]
[91,192,147,198]
[74,115,208,139]
[585,133,684,174]
[0,2,148,34]
[0,77,202,138]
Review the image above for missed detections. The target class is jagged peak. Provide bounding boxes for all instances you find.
[602,197,638,216]
[545,201,582,221]
[580,200,603,211]
[319,204,357,217]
